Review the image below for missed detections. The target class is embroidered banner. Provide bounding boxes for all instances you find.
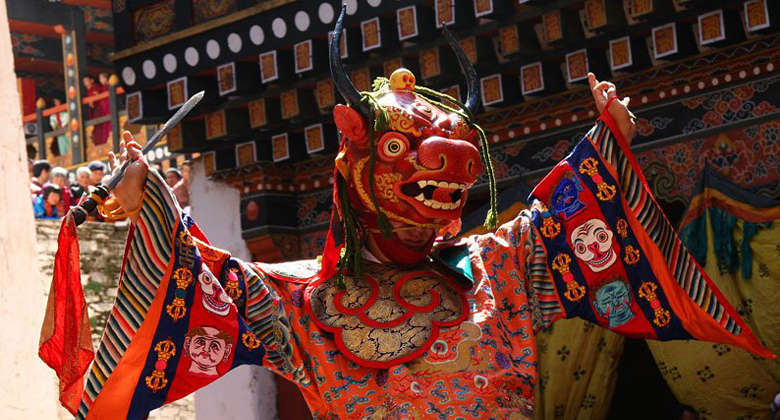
[529,112,773,358]
[80,207,264,419]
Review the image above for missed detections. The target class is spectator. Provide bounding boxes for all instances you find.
[71,166,92,200]
[84,75,110,145]
[88,160,106,186]
[50,167,73,215]
[33,184,62,220]
[165,168,182,188]
[28,158,33,177]
[49,98,70,156]
[167,166,190,208]
[181,160,192,182]
[772,392,780,420]
[31,160,51,195]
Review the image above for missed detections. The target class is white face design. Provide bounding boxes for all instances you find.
[570,219,617,272]
[198,267,232,316]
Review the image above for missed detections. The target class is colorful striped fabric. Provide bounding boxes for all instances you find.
[77,172,178,419]
[525,226,564,329]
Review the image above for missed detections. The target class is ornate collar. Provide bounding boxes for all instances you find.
[303,260,470,368]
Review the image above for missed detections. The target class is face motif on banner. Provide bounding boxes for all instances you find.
[183,325,234,377]
[550,176,585,219]
[198,268,232,316]
[570,219,617,272]
[592,279,634,328]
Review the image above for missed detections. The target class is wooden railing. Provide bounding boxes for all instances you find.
[25,84,126,168]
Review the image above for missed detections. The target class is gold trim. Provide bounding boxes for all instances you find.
[111,0,295,61]
[352,156,443,229]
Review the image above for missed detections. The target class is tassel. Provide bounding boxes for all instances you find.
[483,208,499,231]
[376,212,393,238]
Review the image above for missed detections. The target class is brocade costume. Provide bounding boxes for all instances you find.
[76,110,770,420]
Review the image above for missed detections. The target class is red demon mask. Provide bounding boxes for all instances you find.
[318,6,495,273]
[334,70,484,229]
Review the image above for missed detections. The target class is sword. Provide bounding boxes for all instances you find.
[71,91,205,226]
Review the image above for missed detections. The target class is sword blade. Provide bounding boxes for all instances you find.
[107,91,204,189]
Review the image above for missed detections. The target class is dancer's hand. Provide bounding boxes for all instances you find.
[588,73,637,144]
[108,131,148,223]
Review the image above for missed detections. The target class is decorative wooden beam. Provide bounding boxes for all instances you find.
[565,48,610,85]
[435,0,475,30]
[110,0,294,61]
[304,123,338,156]
[396,5,435,43]
[360,16,399,54]
[521,62,565,97]
[744,0,778,33]
[697,9,745,48]
[542,9,583,47]
[609,36,650,72]
[480,73,520,108]
[583,0,626,33]
[473,0,514,20]
[652,21,698,61]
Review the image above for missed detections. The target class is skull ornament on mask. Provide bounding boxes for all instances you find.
[570,219,617,272]
[197,267,232,316]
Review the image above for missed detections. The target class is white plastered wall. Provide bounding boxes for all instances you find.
[189,159,278,420]
[0,0,59,416]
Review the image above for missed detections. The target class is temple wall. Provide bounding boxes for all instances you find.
[0,0,59,415]
[189,159,278,420]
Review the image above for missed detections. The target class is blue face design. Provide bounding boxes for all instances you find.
[551,177,585,219]
[593,281,634,328]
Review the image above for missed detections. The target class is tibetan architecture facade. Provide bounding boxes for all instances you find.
[109,0,780,417]
[11,0,179,171]
[112,0,780,264]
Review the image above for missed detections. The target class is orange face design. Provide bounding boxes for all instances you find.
[334,89,484,228]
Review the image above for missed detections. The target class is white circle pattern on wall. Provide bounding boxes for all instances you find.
[163,54,177,73]
[185,47,200,66]
[206,39,220,59]
[249,25,264,45]
[295,11,310,31]
[272,17,287,38]
[345,0,357,15]
[319,3,334,23]
[227,33,242,53]
[142,60,156,79]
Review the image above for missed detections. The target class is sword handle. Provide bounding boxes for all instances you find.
[71,185,111,226]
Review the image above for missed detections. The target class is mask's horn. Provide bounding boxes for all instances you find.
[330,5,368,116]
[442,25,480,115]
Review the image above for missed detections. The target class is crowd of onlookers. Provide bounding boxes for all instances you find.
[29,158,191,220]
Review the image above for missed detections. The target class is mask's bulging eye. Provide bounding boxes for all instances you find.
[414,104,433,119]
[378,132,409,160]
